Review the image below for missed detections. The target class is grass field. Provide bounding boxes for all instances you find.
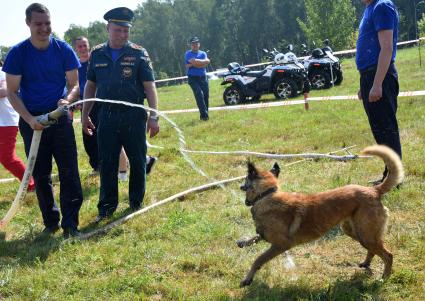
[0,46,424,300]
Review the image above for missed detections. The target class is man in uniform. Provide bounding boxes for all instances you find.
[82,7,160,222]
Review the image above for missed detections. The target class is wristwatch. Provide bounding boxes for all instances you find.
[149,115,159,121]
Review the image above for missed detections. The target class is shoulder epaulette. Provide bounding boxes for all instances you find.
[129,43,144,50]
[91,43,105,52]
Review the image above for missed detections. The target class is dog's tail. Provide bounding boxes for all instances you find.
[361,145,404,194]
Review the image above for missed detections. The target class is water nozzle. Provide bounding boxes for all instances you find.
[36,106,69,126]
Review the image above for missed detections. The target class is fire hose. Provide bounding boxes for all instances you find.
[0,106,68,229]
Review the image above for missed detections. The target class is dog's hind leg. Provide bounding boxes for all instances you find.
[353,208,393,278]
[240,244,286,287]
[341,220,375,268]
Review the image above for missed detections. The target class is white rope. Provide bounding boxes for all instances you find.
[156,38,424,83]
[0,131,42,228]
[161,90,425,114]
[75,145,359,240]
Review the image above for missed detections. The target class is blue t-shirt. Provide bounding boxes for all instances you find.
[109,48,123,62]
[356,0,399,71]
[78,60,88,98]
[185,50,208,76]
[3,37,80,113]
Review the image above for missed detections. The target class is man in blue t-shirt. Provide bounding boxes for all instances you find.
[356,0,402,185]
[185,37,211,121]
[3,3,83,238]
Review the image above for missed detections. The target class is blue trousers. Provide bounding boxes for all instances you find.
[96,107,147,216]
[188,75,209,119]
[360,64,402,176]
[19,114,83,230]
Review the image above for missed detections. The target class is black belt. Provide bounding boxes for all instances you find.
[360,63,396,75]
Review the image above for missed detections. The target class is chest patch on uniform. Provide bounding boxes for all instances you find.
[122,67,133,78]
[123,56,136,62]
[95,63,108,68]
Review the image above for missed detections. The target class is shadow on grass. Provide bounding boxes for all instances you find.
[233,272,383,301]
[0,230,61,267]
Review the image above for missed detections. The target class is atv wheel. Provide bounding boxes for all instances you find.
[334,70,343,86]
[249,95,261,102]
[273,78,297,99]
[309,70,332,89]
[223,86,245,105]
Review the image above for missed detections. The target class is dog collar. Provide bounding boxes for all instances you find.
[251,187,278,205]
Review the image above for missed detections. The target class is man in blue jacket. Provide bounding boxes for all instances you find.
[82,7,160,222]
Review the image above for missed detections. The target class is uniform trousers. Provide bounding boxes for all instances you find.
[97,107,147,216]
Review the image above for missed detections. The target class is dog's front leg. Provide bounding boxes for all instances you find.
[236,234,262,248]
[240,244,285,287]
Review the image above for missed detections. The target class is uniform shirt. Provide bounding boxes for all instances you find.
[78,60,88,99]
[87,42,154,104]
[0,69,19,126]
[356,0,399,71]
[185,50,208,76]
[2,37,80,113]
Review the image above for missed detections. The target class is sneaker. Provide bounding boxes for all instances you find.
[94,214,111,224]
[118,171,128,182]
[146,156,157,175]
[63,227,81,239]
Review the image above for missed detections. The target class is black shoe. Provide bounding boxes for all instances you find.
[129,204,141,212]
[94,215,108,223]
[146,156,157,175]
[200,116,209,121]
[63,227,81,239]
[41,224,60,235]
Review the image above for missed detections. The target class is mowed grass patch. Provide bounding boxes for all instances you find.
[0,46,424,300]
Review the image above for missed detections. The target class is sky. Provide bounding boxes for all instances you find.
[1,0,144,46]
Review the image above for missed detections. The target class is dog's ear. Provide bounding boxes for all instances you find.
[247,161,258,178]
[270,162,280,178]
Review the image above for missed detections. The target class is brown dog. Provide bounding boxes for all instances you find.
[238,145,403,287]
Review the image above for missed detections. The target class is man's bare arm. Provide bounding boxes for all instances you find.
[369,29,393,102]
[81,80,97,135]
[61,69,80,105]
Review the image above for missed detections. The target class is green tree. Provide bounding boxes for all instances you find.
[87,21,108,46]
[419,13,425,37]
[0,46,11,60]
[298,0,357,50]
[64,24,88,45]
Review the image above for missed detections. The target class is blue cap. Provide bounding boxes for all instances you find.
[104,7,134,27]
[189,36,200,43]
